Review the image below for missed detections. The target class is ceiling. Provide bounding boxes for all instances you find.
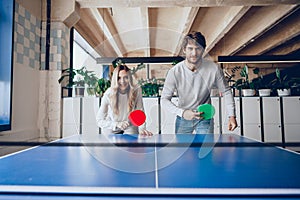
[74,0,300,63]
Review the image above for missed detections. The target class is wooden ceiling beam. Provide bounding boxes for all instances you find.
[74,21,107,56]
[209,5,297,57]
[90,8,122,56]
[96,8,127,57]
[147,7,197,56]
[139,7,151,57]
[74,20,97,47]
[173,7,199,56]
[189,6,249,60]
[237,7,300,55]
[76,0,300,8]
[74,8,117,57]
[266,35,300,55]
[204,6,250,54]
[73,1,300,62]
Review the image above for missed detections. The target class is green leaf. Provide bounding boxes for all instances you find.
[253,67,259,75]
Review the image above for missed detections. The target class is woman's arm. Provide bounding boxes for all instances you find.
[96,89,118,130]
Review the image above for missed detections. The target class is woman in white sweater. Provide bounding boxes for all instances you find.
[96,64,152,135]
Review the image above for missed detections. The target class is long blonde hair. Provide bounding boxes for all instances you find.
[110,65,137,115]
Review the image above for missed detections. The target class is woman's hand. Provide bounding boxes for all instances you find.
[139,129,153,136]
[116,121,130,130]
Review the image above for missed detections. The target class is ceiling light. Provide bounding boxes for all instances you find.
[218,55,300,63]
[96,56,185,64]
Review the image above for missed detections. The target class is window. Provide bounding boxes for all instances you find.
[0,0,14,131]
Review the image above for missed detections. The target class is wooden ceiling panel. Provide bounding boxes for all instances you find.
[208,5,298,57]
[150,7,198,57]
[237,7,300,55]
[76,0,300,8]
[74,0,300,63]
[173,7,199,55]
[107,7,147,55]
[265,34,300,55]
[95,8,127,56]
[205,6,250,53]
[75,8,117,57]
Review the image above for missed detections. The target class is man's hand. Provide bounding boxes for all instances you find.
[228,116,237,131]
[116,121,130,130]
[183,109,203,120]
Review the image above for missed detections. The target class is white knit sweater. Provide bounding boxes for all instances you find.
[96,87,146,134]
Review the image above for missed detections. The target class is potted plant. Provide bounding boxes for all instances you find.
[252,68,272,97]
[233,65,256,97]
[94,78,111,97]
[58,66,98,96]
[270,68,300,96]
[83,70,98,96]
[138,78,164,97]
[73,77,85,96]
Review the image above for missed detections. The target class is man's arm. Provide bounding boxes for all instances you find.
[161,69,185,117]
[215,66,238,131]
[228,116,237,131]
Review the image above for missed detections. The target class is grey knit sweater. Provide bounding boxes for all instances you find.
[161,59,236,118]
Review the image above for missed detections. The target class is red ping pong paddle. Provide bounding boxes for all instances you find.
[128,110,146,126]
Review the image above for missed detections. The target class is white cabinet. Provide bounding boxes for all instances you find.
[282,97,300,151]
[262,97,282,143]
[82,97,100,135]
[63,97,100,137]
[211,97,220,134]
[161,97,178,134]
[63,97,160,136]
[62,96,300,152]
[242,97,261,141]
[62,98,81,137]
[282,97,300,124]
[142,98,159,134]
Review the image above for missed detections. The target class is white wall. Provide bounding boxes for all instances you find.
[0,2,43,156]
[0,62,41,156]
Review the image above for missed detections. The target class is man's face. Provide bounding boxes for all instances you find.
[184,41,204,65]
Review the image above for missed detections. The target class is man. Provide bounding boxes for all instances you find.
[161,31,237,134]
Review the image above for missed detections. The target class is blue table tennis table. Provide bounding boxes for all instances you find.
[0,133,300,199]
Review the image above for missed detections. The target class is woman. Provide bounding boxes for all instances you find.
[96,64,152,136]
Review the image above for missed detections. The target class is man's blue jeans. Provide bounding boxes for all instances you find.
[175,116,214,134]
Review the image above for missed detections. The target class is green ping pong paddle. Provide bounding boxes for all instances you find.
[197,104,215,120]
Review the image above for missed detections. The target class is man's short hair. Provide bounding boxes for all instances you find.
[182,31,206,49]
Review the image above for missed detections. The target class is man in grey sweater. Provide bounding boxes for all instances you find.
[161,31,237,134]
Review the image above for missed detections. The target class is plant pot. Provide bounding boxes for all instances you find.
[277,88,291,96]
[258,89,271,97]
[242,89,255,97]
[75,86,85,97]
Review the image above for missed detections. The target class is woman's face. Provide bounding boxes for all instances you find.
[118,69,130,93]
